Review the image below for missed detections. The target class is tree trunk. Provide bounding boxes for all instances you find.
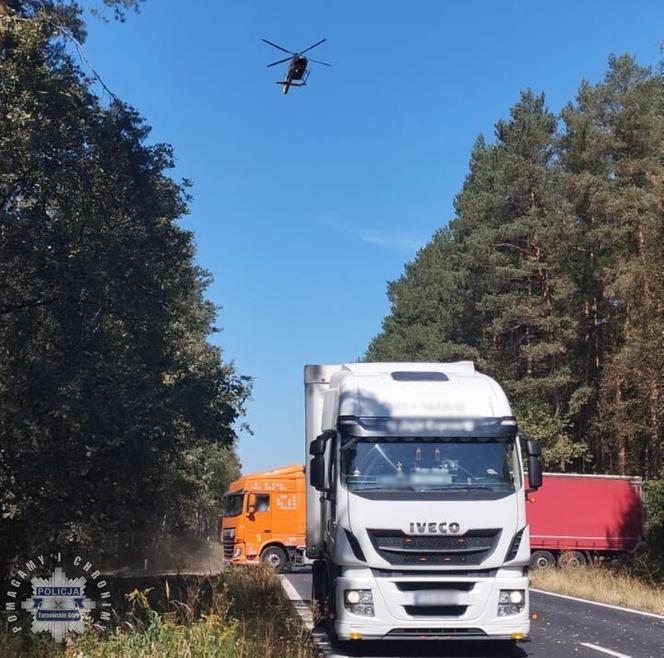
[647,375,661,477]
[0,2,7,41]
[615,382,626,475]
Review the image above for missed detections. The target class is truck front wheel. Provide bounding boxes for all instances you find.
[261,546,288,573]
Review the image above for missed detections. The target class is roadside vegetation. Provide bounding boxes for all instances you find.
[0,0,250,580]
[0,566,317,658]
[530,564,664,615]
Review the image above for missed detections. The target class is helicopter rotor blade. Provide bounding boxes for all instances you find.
[299,38,326,55]
[261,38,294,55]
[267,56,292,67]
[308,58,332,67]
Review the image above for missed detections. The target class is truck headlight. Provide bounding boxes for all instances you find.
[344,589,374,616]
[233,545,243,558]
[498,590,525,616]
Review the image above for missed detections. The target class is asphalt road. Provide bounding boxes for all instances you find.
[282,571,663,658]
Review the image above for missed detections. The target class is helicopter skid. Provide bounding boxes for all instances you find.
[276,81,306,86]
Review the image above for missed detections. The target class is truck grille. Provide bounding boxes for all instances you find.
[222,529,235,560]
[387,627,485,638]
[403,605,468,617]
[367,529,501,566]
[395,581,474,592]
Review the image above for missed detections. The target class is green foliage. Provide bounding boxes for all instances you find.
[0,570,316,658]
[368,55,664,480]
[70,614,241,658]
[0,5,249,576]
[635,479,664,578]
[367,228,479,362]
[96,0,144,22]
[1,2,143,39]
[517,400,587,471]
[643,480,664,545]
[559,55,664,476]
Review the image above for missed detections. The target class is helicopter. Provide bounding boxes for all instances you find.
[262,38,331,94]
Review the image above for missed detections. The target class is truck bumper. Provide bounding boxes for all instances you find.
[224,556,259,566]
[334,568,530,641]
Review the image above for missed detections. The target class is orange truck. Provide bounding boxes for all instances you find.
[219,464,307,572]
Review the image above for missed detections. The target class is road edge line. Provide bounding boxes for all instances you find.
[279,575,339,657]
[531,588,664,620]
[578,641,632,658]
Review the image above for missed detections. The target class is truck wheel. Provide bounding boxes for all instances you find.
[530,550,556,569]
[558,550,586,569]
[261,546,288,573]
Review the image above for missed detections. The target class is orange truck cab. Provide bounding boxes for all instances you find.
[219,464,306,572]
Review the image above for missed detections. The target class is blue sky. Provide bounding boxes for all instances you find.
[81,0,663,474]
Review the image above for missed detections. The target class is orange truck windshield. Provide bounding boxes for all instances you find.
[223,493,244,517]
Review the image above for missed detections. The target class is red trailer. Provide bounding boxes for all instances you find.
[526,473,644,568]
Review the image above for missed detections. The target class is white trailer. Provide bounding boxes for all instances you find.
[305,362,542,648]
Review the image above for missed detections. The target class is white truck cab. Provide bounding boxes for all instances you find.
[305,362,542,647]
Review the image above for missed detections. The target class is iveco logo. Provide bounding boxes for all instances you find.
[409,522,461,534]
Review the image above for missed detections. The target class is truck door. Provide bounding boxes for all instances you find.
[248,493,272,546]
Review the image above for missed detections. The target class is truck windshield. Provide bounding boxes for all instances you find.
[341,439,517,493]
[222,493,244,517]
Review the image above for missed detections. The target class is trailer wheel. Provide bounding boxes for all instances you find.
[530,550,556,569]
[260,546,288,573]
[558,550,586,569]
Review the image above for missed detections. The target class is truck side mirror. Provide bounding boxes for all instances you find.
[310,453,326,491]
[309,430,334,491]
[526,439,541,458]
[310,435,326,456]
[246,493,256,515]
[525,439,543,491]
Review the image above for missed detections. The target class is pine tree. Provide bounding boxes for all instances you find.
[369,92,586,469]
[454,91,584,468]
[560,56,664,476]
[366,227,479,363]
[370,55,664,479]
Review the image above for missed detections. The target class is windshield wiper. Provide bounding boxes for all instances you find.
[423,485,497,491]
[340,437,359,451]
[350,485,418,492]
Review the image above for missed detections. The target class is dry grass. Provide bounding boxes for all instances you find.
[530,565,664,615]
[0,566,319,658]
